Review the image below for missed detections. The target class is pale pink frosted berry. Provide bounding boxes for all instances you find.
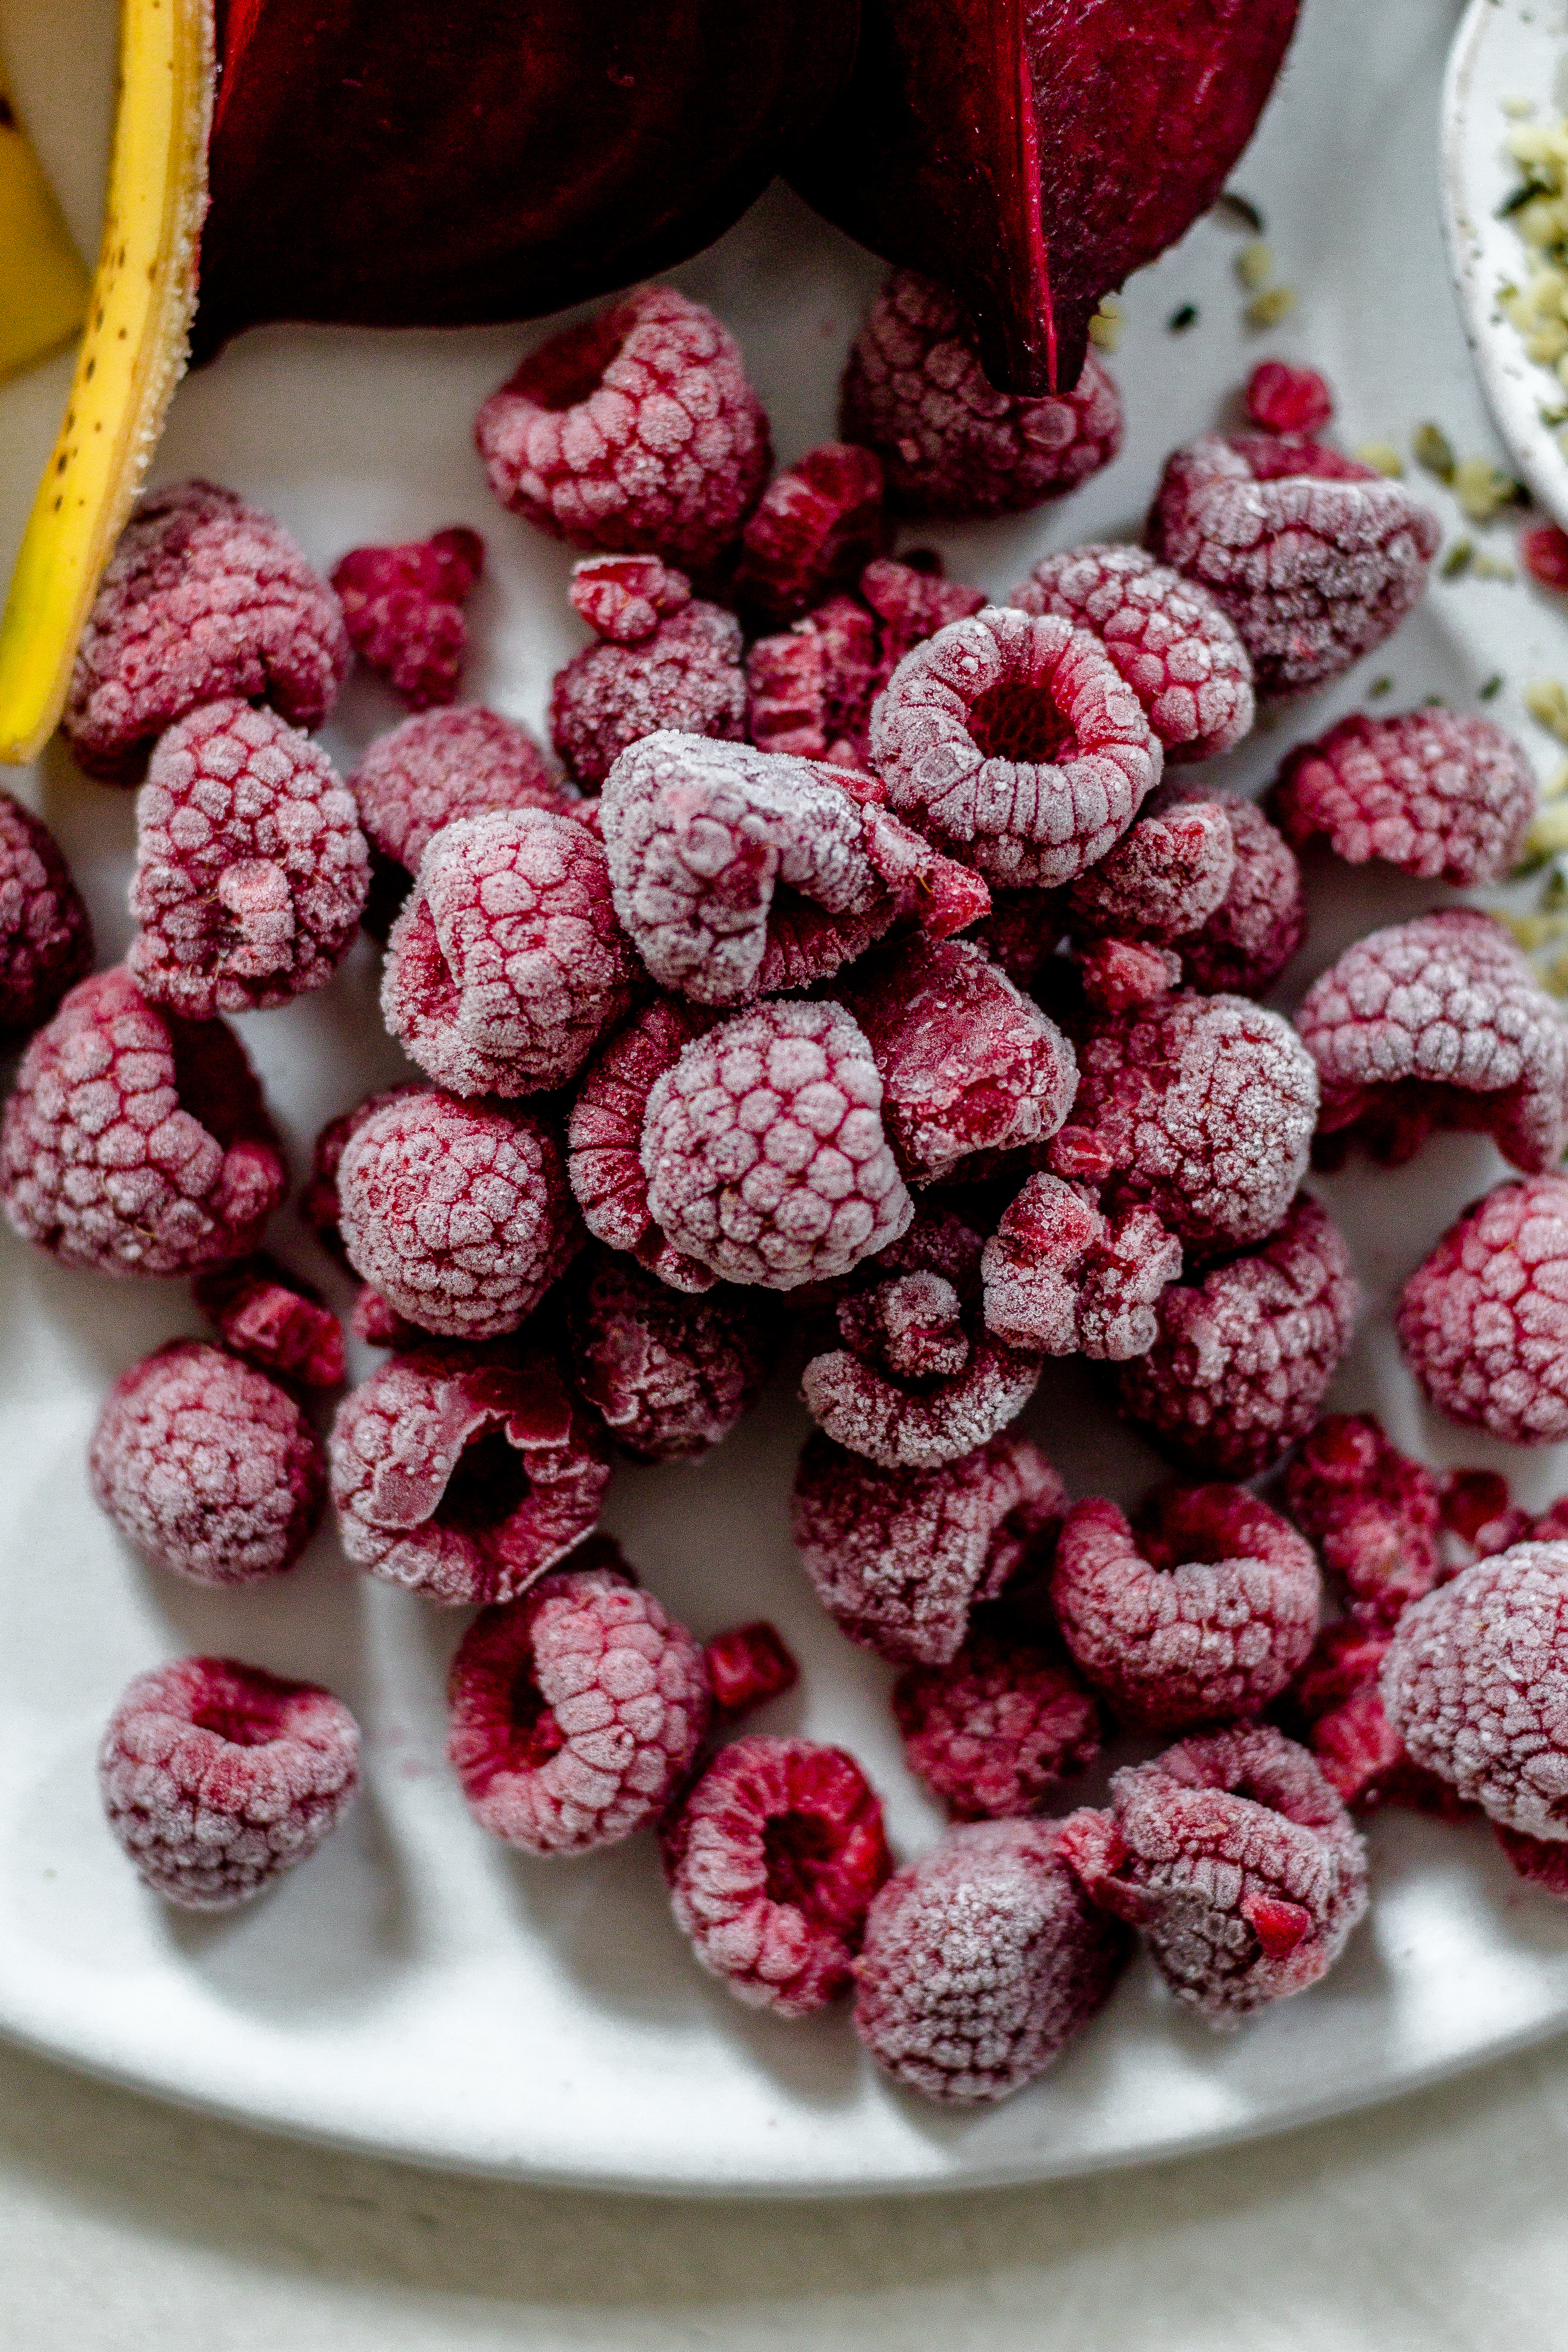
[1274,710,1537,885]
[566,996,723,1291]
[550,599,748,791]
[892,1634,1102,1820]
[1065,798,1236,945]
[981,1175,1183,1362]
[0,789,92,1037]
[567,1248,775,1463]
[1398,1175,1568,1444]
[349,705,569,932]
[300,1085,423,1267]
[1161,786,1306,998]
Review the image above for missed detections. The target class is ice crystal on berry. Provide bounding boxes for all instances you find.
[893,1631,1101,1820]
[1274,710,1536,886]
[732,441,889,623]
[1161,786,1305,998]
[194,1254,345,1388]
[567,1248,774,1462]
[981,1175,1183,1362]
[550,599,747,791]
[1398,1174,1568,1444]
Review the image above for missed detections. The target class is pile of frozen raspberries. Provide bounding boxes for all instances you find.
[9,275,1568,2107]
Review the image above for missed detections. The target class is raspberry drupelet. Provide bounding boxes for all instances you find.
[1398,1175,1568,1444]
[1283,1414,1442,1630]
[194,1255,345,1388]
[840,271,1123,518]
[0,790,92,1038]
[90,1340,325,1584]
[549,578,747,791]
[704,1622,800,1720]
[1296,910,1568,1174]
[867,604,1163,890]
[980,1176,1183,1362]
[127,700,369,1018]
[99,1656,360,1910]
[745,554,986,766]
[1245,359,1335,437]
[731,441,889,623]
[1523,523,1568,591]
[893,1632,1102,1820]
[1058,1725,1369,2023]
[446,1547,709,1856]
[1273,709,1537,886]
[336,1090,581,1342]
[792,1428,1066,1666]
[476,286,772,571]
[853,1818,1130,2103]
[331,525,484,711]
[1146,433,1441,696]
[0,968,286,1278]
[1051,1484,1321,1731]
[567,996,722,1290]
[64,480,349,783]
[661,1734,891,2015]
[1160,787,1305,999]
[329,1344,609,1604]
[1117,1193,1359,1476]
[567,1248,775,1463]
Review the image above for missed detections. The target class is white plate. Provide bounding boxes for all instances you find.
[5,0,1568,2196]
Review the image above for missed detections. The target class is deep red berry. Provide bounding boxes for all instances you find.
[1245,360,1335,436]
[981,1175,1183,1362]
[1398,1175,1568,1444]
[0,789,92,1038]
[567,1248,774,1463]
[704,1621,800,1720]
[550,600,748,791]
[731,441,889,623]
[1274,709,1536,886]
[1439,1468,1531,1568]
[1493,1822,1568,1895]
[1284,1623,1459,1818]
[893,1631,1101,1819]
[1066,798,1236,945]
[194,1254,345,1388]
[1161,786,1305,998]
[746,555,986,766]
[566,995,722,1290]
[1522,523,1568,591]
[331,525,483,710]
[1282,1413,1442,1630]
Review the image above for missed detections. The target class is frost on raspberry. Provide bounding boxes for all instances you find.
[349,705,571,935]
[746,555,986,766]
[127,700,369,1018]
[1283,1623,1461,1818]
[731,442,889,624]
[300,1083,423,1267]
[893,1631,1101,1820]
[476,286,772,571]
[1117,1194,1359,1476]
[331,525,484,711]
[1297,911,1568,1174]
[329,1344,609,1604]
[567,1247,775,1463]
[1147,433,1441,696]
[99,1656,359,1910]
[853,1817,1129,2103]
[194,1254,345,1388]
[447,1549,709,1855]
[704,1622,800,1720]
[792,1428,1066,1666]
[1274,710,1537,886]
[981,1175,1183,1362]
[1246,360,1335,437]
[0,790,91,1039]
[567,996,723,1291]
[840,272,1123,518]
[1398,1175,1568,1445]
[64,480,349,783]
[662,1735,891,2015]
[1065,798,1236,947]
[1059,1725,1369,2023]
[337,1090,581,1341]
[1282,1413,1442,1631]
[550,596,747,792]
[868,605,1162,889]
[1161,787,1305,999]
[0,968,286,1278]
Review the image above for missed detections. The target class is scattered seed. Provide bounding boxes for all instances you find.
[1414,422,1457,482]
[1442,539,1475,579]
[1168,303,1199,333]
[1525,679,1568,741]
[1245,287,1297,329]
[1480,674,1505,700]
[1355,442,1406,478]
[1369,675,1394,698]
[1235,241,1274,291]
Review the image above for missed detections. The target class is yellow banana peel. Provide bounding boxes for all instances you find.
[0,52,90,381]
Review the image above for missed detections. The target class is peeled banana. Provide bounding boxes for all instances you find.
[0,51,88,383]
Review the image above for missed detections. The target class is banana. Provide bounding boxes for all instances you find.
[0,50,89,381]
[0,0,211,765]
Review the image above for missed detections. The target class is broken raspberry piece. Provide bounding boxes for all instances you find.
[300,1083,424,1267]
[0,789,92,1039]
[1073,937,1180,1014]
[1492,1822,1568,1895]
[1284,1623,1459,1818]
[1274,710,1536,886]
[194,1254,345,1388]
[1439,1469,1531,1568]
[568,553,692,643]
[746,557,987,767]
[567,1249,774,1463]
[981,1175,1183,1362]
[99,1655,360,1910]
[349,705,570,934]
[893,1631,1101,1820]
[1159,786,1305,998]
[331,525,484,710]
[1065,798,1237,945]
[1245,360,1334,437]
[861,553,989,666]
[731,441,889,623]
[1282,1414,1442,1630]
[1398,1175,1568,1444]
[0,968,285,1278]
[549,599,748,791]
[566,996,722,1291]
[704,1622,799,1720]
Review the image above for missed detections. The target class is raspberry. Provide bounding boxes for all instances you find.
[662,1735,891,2015]
[446,1553,709,1855]
[1117,1194,1359,1476]
[550,600,748,791]
[1439,1468,1532,1568]
[1245,360,1335,436]
[349,706,570,933]
[476,287,772,571]
[1398,1175,1568,1444]
[337,1090,581,1341]
[127,700,369,1018]
[731,441,889,623]
[893,1632,1101,1820]
[1048,992,1318,1254]
[329,1343,609,1604]
[840,272,1123,518]
[331,526,484,710]
[194,1254,345,1388]
[868,605,1162,889]
[300,1083,423,1267]
[1065,798,1236,946]
[566,995,722,1290]
[1523,523,1568,591]
[1011,546,1255,764]
[704,1622,800,1720]
[1281,1413,1441,1629]
[971,887,1065,992]
[1073,936,1180,1014]
[1274,710,1536,887]
[746,557,987,766]
[1,968,285,1278]
[1059,1726,1368,2023]
[792,1428,1065,1666]
[981,1176,1183,1361]
[1298,911,1568,1174]
[641,998,914,1290]
[63,481,348,784]
[853,1819,1129,2103]
[381,809,639,1098]
[1283,1623,1459,1817]
[566,1248,774,1463]
[99,1656,359,1909]
[1161,786,1305,998]
[0,790,92,1037]
[1147,434,1441,696]
[567,553,693,642]
[89,1339,324,1585]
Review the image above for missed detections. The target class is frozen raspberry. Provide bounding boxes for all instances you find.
[981,1175,1183,1361]
[476,286,772,571]
[100,1656,358,1910]
[853,1818,1128,2103]
[331,526,483,711]
[1160,786,1305,998]
[566,996,722,1290]
[568,552,692,642]
[1398,1175,1568,1444]
[893,1632,1101,1820]
[840,272,1123,518]
[567,1248,774,1463]
[1438,1469,1532,1569]
[1049,992,1317,1255]
[447,1553,709,1855]
[1523,522,1568,591]
[350,1285,425,1350]
[731,442,888,623]
[1147,434,1440,696]
[1245,360,1335,436]
[1299,911,1568,1174]
[641,998,913,1290]
[550,601,748,791]
[868,605,1162,890]
[1071,937,1179,1014]
[194,1254,345,1388]
[792,1429,1065,1666]
[1274,710,1536,887]
[1011,546,1254,764]
[970,887,1064,992]
[300,1083,423,1267]
[127,700,368,1018]
[89,1339,324,1585]
[337,1090,581,1342]
[349,706,569,934]
[1,967,285,1278]
[662,1734,891,2015]
[745,594,882,764]
[1492,1822,1568,1893]
[330,1343,609,1604]
[0,790,92,1037]
[1117,1194,1358,1476]
[1066,798,1236,947]
[704,1622,800,1720]
[1059,1725,1368,2023]
[63,482,349,784]
[862,553,989,664]
[1283,1623,1459,1817]
[1282,1413,1441,1630]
